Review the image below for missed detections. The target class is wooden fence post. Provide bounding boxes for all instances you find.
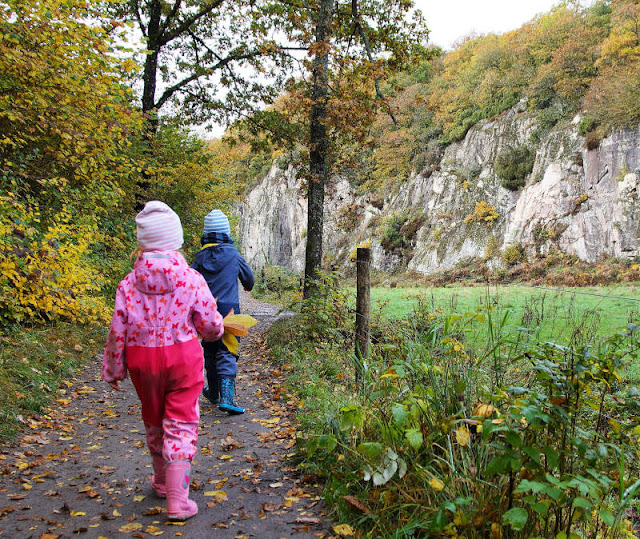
[355,247,370,387]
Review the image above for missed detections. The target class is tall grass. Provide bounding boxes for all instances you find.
[268,279,640,537]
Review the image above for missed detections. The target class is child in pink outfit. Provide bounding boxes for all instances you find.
[102,201,224,521]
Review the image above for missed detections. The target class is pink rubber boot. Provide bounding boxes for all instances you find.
[151,454,166,498]
[166,461,198,521]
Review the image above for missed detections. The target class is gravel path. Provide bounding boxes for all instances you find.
[0,293,333,538]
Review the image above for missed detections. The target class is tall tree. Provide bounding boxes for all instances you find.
[304,0,332,299]
[287,0,429,298]
[109,0,295,132]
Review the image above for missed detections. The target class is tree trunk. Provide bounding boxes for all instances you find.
[303,0,332,300]
[142,46,159,135]
[137,0,162,208]
[142,0,162,126]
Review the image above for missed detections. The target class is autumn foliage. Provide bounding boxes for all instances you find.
[353,0,640,191]
[0,0,143,325]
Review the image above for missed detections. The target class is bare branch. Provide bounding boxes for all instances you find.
[159,0,227,46]
[131,0,146,38]
[154,50,261,110]
[351,0,397,124]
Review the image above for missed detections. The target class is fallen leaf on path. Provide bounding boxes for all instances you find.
[214,477,228,489]
[133,495,146,502]
[269,482,283,488]
[143,506,165,516]
[204,490,228,502]
[262,502,284,512]
[119,522,143,532]
[0,506,14,517]
[22,435,50,444]
[145,525,164,536]
[220,436,243,451]
[296,516,321,524]
[40,534,60,539]
[78,486,100,498]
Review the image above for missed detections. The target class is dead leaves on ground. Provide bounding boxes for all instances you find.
[0,326,332,538]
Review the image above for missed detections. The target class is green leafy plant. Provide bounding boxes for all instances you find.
[495,146,535,191]
[503,243,527,266]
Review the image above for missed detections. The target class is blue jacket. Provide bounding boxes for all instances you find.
[191,232,254,317]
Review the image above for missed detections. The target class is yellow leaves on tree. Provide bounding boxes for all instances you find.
[0,199,111,324]
[0,0,142,326]
[598,0,640,66]
[0,0,143,210]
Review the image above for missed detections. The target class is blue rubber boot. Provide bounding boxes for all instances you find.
[218,376,244,415]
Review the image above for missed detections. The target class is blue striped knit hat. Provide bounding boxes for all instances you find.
[203,209,230,235]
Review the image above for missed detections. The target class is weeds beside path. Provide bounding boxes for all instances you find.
[0,293,332,538]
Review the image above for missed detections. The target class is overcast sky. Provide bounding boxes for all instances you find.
[415,0,565,49]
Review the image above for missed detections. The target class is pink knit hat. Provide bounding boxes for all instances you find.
[135,201,183,251]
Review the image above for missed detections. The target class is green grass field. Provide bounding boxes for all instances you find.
[366,283,640,343]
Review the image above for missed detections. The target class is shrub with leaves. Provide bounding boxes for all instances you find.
[465,201,499,225]
[495,145,535,191]
[0,198,111,325]
[289,296,640,537]
[503,242,527,266]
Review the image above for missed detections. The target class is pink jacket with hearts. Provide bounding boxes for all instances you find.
[102,251,224,383]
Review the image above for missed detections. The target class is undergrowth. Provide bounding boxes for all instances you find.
[267,270,640,537]
[0,322,106,440]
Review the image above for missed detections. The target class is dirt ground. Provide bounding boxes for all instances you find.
[0,293,334,538]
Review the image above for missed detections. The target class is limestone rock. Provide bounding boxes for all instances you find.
[239,107,640,274]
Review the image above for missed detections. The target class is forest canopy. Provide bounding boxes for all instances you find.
[1,0,640,325]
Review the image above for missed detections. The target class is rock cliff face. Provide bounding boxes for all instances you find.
[239,106,640,274]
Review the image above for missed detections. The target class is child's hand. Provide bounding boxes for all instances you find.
[108,381,122,391]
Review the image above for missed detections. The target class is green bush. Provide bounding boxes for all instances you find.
[380,213,409,252]
[283,296,640,537]
[251,265,301,305]
[577,116,599,136]
[502,242,527,266]
[495,145,535,191]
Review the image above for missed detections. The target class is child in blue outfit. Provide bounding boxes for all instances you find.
[191,209,254,414]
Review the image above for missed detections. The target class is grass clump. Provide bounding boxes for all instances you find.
[0,323,106,440]
[267,276,640,537]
